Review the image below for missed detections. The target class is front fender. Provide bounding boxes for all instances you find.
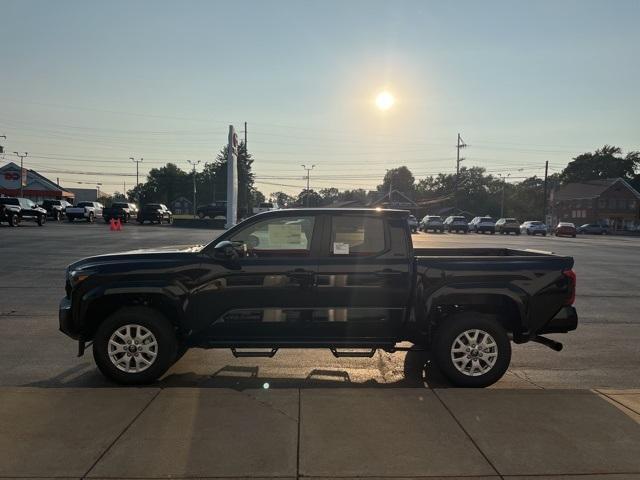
[73,280,190,335]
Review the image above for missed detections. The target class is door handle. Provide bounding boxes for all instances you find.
[375,269,403,277]
[287,269,315,277]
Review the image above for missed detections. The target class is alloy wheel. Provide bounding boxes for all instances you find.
[450,328,498,377]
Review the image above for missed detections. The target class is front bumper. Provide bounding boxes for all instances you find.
[538,306,578,334]
[59,297,79,339]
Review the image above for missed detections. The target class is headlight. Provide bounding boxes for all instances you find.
[68,269,91,287]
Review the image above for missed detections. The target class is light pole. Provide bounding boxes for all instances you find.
[13,152,28,197]
[188,160,201,218]
[301,164,315,207]
[498,173,511,217]
[130,157,143,185]
[0,135,6,155]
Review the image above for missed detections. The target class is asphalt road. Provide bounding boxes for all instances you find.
[1,220,638,389]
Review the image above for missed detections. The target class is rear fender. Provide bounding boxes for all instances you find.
[425,284,528,340]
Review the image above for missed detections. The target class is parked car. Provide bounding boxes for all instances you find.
[420,215,445,233]
[555,222,577,238]
[407,214,419,233]
[521,221,548,236]
[137,203,173,224]
[0,197,47,226]
[40,199,73,221]
[469,216,496,234]
[66,201,104,223]
[444,215,469,233]
[60,208,578,387]
[495,218,521,235]
[252,201,278,215]
[102,202,139,223]
[577,223,609,235]
[197,201,227,219]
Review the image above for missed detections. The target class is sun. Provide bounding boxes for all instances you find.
[375,91,395,111]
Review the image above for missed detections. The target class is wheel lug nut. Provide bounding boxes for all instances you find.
[466,348,470,352]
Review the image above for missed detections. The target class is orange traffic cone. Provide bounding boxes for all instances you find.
[115,217,122,231]
[109,218,117,231]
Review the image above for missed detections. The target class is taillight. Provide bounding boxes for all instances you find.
[563,269,576,305]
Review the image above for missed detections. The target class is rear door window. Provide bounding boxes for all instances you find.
[329,215,386,256]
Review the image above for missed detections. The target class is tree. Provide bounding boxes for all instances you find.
[201,141,262,216]
[319,187,339,204]
[378,166,415,196]
[270,191,296,208]
[296,189,322,207]
[560,145,639,184]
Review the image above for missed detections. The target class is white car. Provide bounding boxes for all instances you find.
[520,220,547,236]
[253,202,279,215]
[469,216,496,234]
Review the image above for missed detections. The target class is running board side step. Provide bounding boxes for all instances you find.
[330,348,376,358]
[231,348,278,358]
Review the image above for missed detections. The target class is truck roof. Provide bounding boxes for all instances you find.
[254,207,410,217]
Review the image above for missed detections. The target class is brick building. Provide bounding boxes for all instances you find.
[0,161,74,202]
[550,178,640,231]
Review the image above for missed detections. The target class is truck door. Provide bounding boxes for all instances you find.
[193,213,321,343]
[314,213,413,343]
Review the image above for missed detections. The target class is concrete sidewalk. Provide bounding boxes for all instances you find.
[0,387,639,479]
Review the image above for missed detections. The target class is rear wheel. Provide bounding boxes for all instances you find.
[198,211,205,219]
[432,312,511,388]
[8,213,19,227]
[87,212,95,223]
[93,306,179,385]
[37,214,45,226]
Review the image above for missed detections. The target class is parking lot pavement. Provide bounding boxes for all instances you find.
[0,387,638,479]
[0,222,639,389]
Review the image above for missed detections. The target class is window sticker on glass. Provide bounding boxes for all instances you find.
[333,242,350,255]
[268,223,303,247]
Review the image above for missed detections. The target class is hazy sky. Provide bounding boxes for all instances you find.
[1,0,638,195]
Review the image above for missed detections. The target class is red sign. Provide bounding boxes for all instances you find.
[4,171,19,181]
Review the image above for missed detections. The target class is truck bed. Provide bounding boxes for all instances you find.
[413,247,557,257]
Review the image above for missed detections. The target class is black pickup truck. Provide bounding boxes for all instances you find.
[59,208,577,387]
[103,202,139,223]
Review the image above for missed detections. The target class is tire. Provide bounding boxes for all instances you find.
[125,214,130,223]
[572,234,576,238]
[432,312,511,388]
[88,212,95,223]
[53,211,60,221]
[8,213,19,227]
[198,211,205,219]
[37,215,45,226]
[93,306,179,385]
[516,231,521,235]
[67,216,74,222]
[104,217,110,224]
[543,232,547,236]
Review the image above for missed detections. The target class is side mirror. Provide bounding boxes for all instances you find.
[213,240,239,260]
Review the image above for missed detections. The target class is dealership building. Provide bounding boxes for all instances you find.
[0,161,75,202]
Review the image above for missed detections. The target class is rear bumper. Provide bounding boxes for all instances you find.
[59,297,79,339]
[538,306,578,334]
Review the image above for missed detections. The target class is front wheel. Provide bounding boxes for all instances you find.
[93,306,179,385]
[88,212,95,223]
[37,215,46,226]
[432,312,511,388]
[8,213,19,227]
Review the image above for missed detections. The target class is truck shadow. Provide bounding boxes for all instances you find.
[23,356,454,389]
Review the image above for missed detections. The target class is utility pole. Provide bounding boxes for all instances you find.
[244,121,247,148]
[542,160,549,223]
[498,173,511,217]
[130,157,143,185]
[301,164,315,207]
[13,152,28,197]
[0,135,6,155]
[455,133,467,208]
[188,160,201,218]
